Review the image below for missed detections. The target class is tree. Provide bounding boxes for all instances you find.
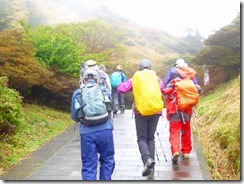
[76,20,126,64]
[192,13,240,91]
[28,25,83,77]
[183,30,204,55]
[194,13,240,69]
[0,29,49,91]
[0,28,78,110]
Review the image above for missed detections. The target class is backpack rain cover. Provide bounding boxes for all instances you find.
[132,69,163,116]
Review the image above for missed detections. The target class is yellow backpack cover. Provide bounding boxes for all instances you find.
[132,69,163,116]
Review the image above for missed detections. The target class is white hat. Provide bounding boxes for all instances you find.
[174,59,187,67]
[86,60,97,67]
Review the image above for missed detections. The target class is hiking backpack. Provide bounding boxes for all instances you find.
[132,69,164,116]
[81,83,110,126]
[173,66,199,111]
[110,71,123,88]
[176,66,196,80]
[175,79,199,111]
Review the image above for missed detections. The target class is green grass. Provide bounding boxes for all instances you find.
[0,104,73,175]
[194,76,240,180]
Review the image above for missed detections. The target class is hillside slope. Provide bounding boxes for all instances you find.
[193,76,240,180]
[0,0,202,66]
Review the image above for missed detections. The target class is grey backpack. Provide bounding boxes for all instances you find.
[81,83,109,126]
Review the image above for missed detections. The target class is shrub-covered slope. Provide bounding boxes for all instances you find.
[194,76,240,180]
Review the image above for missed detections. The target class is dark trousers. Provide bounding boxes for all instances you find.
[134,114,159,164]
[112,88,125,110]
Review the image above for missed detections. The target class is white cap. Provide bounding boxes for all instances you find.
[86,60,97,67]
[175,59,187,67]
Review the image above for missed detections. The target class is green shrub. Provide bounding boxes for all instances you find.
[0,76,24,138]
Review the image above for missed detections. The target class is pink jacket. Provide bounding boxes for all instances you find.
[117,78,164,93]
[117,78,164,115]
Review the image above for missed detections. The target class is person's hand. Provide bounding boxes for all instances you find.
[78,117,84,124]
[196,84,201,93]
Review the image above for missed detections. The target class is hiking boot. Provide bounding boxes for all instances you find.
[172,152,179,163]
[182,153,189,159]
[113,105,119,114]
[113,108,119,114]
[142,158,155,177]
[147,168,154,180]
[120,108,125,114]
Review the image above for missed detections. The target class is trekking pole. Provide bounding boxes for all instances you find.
[156,130,167,162]
[131,102,135,119]
[155,145,160,161]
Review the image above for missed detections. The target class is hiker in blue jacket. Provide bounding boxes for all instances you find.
[73,69,115,180]
[110,65,127,114]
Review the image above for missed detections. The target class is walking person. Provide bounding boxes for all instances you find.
[110,65,126,114]
[162,58,201,163]
[117,59,164,177]
[71,69,115,180]
[99,64,112,92]
[80,60,110,90]
[79,61,88,88]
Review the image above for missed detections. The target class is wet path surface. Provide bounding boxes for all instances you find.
[0,109,212,181]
